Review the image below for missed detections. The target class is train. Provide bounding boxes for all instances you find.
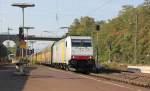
[32,36,95,73]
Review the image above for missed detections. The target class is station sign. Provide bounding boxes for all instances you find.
[19,40,27,49]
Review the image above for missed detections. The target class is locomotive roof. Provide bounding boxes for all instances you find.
[69,36,91,39]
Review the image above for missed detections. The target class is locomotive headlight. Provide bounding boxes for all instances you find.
[72,56,75,59]
[89,56,93,59]
[89,56,92,59]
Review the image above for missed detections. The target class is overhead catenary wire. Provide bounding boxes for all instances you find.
[55,0,60,29]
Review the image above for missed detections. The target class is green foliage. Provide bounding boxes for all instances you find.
[69,16,96,36]
[68,2,150,64]
[7,47,16,54]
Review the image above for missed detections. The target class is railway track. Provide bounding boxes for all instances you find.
[90,71,150,88]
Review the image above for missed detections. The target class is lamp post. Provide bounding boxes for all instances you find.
[12,3,35,30]
[11,3,35,75]
[134,14,138,64]
[7,27,13,48]
[60,27,70,37]
[29,40,36,64]
[12,3,35,58]
[6,27,13,54]
[42,30,57,37]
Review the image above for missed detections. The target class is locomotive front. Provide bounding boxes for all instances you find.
[68,36,95,72]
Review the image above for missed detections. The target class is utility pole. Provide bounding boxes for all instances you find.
[95,24,100,69]
[108,40,112,63]
[7,27,12,47]
[134,14,138,64]
[29,40,35,64]
[23,27,34,57]
[96,30,99,63]
[7,27,13,53]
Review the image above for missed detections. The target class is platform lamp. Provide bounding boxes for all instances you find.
[12,3,35,58]
[11,3,35,75]
[60,27,70,37]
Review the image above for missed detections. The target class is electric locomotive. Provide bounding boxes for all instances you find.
[52,36,95,72]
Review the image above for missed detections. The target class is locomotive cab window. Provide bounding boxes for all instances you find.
[72,41,80,47]
[71,39,92,47]
[81,40,91,47]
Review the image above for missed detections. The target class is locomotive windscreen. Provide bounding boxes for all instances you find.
[71,39,92,47]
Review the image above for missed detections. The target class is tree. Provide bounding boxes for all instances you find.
[69,16,95,36]
[68,3,150,64]
[119,5,134,15]
[0,44,8,58]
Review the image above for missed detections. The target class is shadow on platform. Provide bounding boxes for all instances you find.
[0,64,36,91]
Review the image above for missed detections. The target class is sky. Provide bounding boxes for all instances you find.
[0,0,144,51]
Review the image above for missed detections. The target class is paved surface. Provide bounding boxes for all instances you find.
[0,64,149,91]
